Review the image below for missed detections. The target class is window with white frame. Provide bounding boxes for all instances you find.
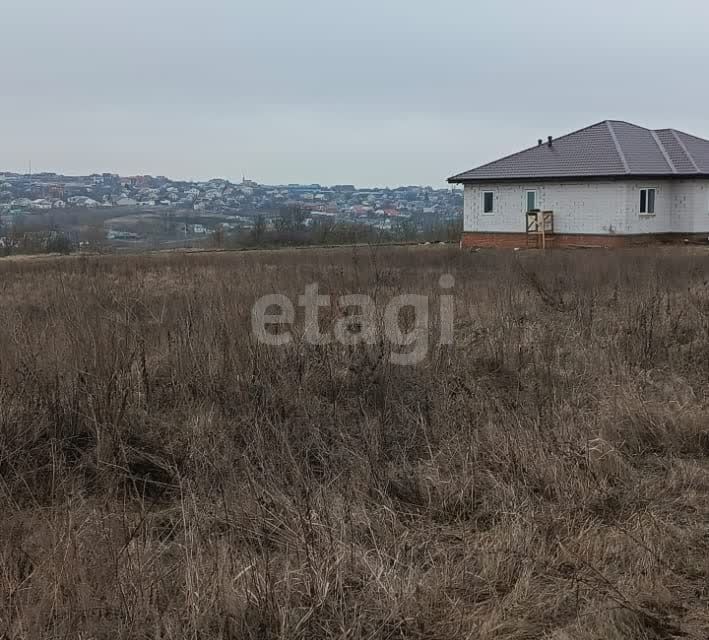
[526,190,538,212]
[482,191,494,214]
[639,188,656,215]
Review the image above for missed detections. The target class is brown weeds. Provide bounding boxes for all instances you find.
[0,246,708,638]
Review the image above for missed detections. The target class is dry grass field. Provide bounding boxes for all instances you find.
[1,245,709,639]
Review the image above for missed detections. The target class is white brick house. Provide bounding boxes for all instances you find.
[448,121,709,247]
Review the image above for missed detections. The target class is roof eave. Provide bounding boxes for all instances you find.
[447,172,709,184]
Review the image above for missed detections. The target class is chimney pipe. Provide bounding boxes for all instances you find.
[547,136,553,147]
[538,139,543,146]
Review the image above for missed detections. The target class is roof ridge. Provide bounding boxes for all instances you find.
[606,121,630,173]
[448,120,616,181]
[668,128,709,144]
[607,119,653,131]
[650,130,677,173]
[670,130,700,173]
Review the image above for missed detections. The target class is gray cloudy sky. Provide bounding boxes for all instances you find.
[3,0,709,187]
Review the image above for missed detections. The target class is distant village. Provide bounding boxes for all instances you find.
[0,171,463,249]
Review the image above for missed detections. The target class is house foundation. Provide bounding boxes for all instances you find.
[460,232,704,249]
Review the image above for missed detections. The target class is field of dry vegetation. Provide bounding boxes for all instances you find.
[2,245,709,639]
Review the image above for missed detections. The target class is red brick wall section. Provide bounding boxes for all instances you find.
[551,234,628,248]
[461,233,529,249]
[461,232,675,249]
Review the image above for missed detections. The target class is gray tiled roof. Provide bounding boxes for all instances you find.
[448,120,709,182]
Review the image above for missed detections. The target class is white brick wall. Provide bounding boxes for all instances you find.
[622,181,672,234]
[669,180,709,233]
[464,179,709,235]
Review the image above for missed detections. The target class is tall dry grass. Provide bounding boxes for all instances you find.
[1,246,709,639]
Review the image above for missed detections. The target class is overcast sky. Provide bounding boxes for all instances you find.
[3,0,709,187]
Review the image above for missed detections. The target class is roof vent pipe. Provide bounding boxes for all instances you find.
[547,136,553,147]
[538,139,543,146]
